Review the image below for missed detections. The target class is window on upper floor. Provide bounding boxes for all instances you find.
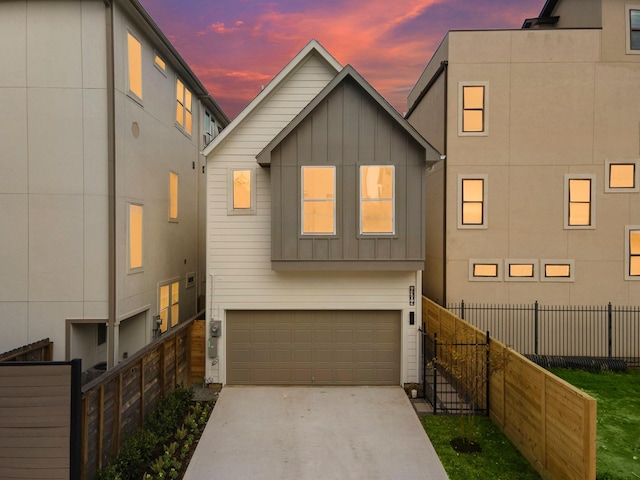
[301,166,335,235]
[204,110,220,146]
[154,53,166,75]
[605,161,639,192]
[128,203,143,272]
[458,174,488,229]
[626,6,640,54]
[626,226,640,280]
[176,79,192,135]
[228,168,256,215]
[169,172,178,221]
[127,32,142,101]
[469,260,501,281]
[159,280,179,334]
[360,165,394,234]
[458,82,488,136]
[541,260,575,282]
[565,174,596,229]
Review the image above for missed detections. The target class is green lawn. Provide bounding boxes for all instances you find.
[551,368,640,480]
[420,414,541,480]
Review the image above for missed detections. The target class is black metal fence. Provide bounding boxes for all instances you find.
[421,330,489,415]
[447,301,640,367]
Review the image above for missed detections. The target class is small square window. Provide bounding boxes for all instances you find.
[458,82,489,136]
[154,54,166,74]
[505,260,538,282]
[228,168,256,215]
[605,161,639,192]
[469,259,502,281]
[541,260,575,282]
[564,174,596,229]
[458,174,488,229]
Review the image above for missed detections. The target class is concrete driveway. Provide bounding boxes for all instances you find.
[183,386,448,480]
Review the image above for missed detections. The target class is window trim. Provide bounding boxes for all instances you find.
[625,226,640,280]
[458,174,488,229]
[169,171,179,222]
[158,278,180,334]
[175,78,193,136]
[504,259,538,282]
[469,259,502,281]
[127,202,144,274]
[625,5,640,54]
[204,110,219,146]
[359,165,395,236]
[227,167,257,215]
[564,174,596,229]
[540,259,575,282]
[301,165,337,236]
[605,160,639,193]
[458,81,489,136]
[126,31,143,103]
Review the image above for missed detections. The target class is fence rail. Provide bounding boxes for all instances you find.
[448,301,640,367]
[0,338,53,362]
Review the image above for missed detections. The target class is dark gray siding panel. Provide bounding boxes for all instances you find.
[271,78,426,271]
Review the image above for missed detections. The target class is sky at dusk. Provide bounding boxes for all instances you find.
[140,0,545,119]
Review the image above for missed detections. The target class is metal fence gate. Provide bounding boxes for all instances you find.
[421,330,490,415]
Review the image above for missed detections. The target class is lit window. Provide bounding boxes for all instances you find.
[176,79,192,135]
[626,226,640,280]
[128,204,143,271]
[302,166,335,235]
[469,260,502,281]
[459,82,488,135]
[127,32,142,100]
[606,161,638,192]
[159,281,179,334]
[458,175,488,228]
[565,175,595,229]
[626,6,640,53]
[169,172,178,221]
[360,166,394,234]
[505,260,538,282]
[228,168,256,215]
[541,260,575,282]
[154,54,166,74]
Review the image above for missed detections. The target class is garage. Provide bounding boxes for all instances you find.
[226,310,401,385]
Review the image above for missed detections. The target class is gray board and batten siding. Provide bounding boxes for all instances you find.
[257,66,441,271]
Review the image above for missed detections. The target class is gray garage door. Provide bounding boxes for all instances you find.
[226,310,400,385]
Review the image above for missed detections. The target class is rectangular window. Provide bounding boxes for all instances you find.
[360,165,394,234]
[541,260,575,282]
[176,79,193,135]
[302,166,335,235]
[169,172,178,221]
[228,168,256,215]
[626,226,640,280]
[127,32,142,100]
[606,161,638,192]
[154,54,166,74]
[204,111,219,146]
[159,281,179,334]
[128,203,143,272]
[458,82,488,135]
[469,260,502,281]
[626,6,640,53]
[565,174,596,229]
[505,260,538,282]
[97,323,107,346]
[458,175,488,228]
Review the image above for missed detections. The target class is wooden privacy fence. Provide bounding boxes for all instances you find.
[0,359,82,480]
[0,338,53,362]
[423,297,597,480]
[80,317,205,480]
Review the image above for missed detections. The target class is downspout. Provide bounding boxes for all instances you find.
[442,61,448,305]
[104,0,117,369]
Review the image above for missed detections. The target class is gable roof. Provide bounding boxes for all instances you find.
[202,40,342,158]
[256,64,442,167]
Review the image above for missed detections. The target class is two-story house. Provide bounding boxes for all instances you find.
[0,0,228,371]
[407,0,640,307]
[203,40,440,386]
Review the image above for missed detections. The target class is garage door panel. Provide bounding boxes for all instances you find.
[227,310,400,385]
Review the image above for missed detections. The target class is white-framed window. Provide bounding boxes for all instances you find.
[154,53,166,75]
[176,78,192,135]
[301,166,336,235]
[204,110,220,146]
[505,260,538,282]
[127,31,143,101]
[625,226,640,280]
[458,174,488,229]
[564,174,596,229]
[626,5,640,54]
[227,168,256,215]
[158,280,179,334]
[458,82,488,136]
[169,172,178,221]
[605,161,639,193]
[128,203,143,273]
[469,259,502,281]
[541,260,575,282]
[360,165,395,234]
